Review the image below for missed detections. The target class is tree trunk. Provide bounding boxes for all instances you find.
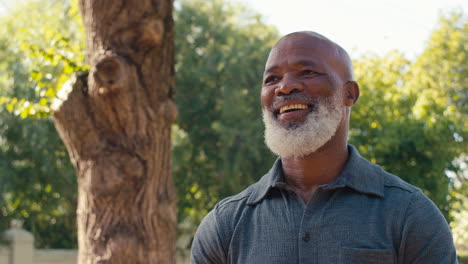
[52,0,177,263]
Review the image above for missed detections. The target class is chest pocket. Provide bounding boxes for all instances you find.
[340,247,395,264]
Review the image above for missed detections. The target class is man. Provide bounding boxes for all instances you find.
[191,31,457,264]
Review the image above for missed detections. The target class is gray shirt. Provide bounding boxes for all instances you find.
[191,145,458,264]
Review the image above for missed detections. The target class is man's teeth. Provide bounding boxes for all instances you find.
[279,104,308,114]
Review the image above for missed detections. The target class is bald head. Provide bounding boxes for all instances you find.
[269,31,355,82]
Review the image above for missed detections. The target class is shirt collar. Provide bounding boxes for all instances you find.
[246,158,284,205]
[247,145,385,206]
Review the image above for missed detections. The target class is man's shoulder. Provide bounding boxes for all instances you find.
[345,145,422,199]
[198,181,260,238]
[216,182,258,212]
[378,167,420,194]
[191,182,262,263]
[372,165,432,207]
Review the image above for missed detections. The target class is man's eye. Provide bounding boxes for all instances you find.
[301,70,318,76]
[264,76,279,84]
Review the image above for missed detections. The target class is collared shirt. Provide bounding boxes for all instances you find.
[191,145,458,264]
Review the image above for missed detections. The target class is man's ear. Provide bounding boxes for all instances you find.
[343,81,359,106]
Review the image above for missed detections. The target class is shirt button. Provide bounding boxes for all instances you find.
[302,232,310,242]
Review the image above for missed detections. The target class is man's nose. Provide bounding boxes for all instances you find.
[275,73,303,96]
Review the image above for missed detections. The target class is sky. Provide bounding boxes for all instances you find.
[235,0,467,59]
[0,0,466,59]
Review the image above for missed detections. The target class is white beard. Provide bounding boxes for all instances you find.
[263,92,344,158]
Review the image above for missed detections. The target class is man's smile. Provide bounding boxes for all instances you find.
[279,103,309,114]
[273,101,315,121]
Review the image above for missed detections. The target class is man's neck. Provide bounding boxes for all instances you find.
[280,141,349,203]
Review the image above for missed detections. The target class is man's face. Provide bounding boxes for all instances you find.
[261,33,346,158]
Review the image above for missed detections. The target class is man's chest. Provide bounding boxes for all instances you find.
[226,191,400,264]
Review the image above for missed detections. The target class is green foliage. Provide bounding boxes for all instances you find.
[350,11,468,218]
[0,0,83,248]
[173,0,279,233]
[0,111,77,248]
[0,0,86,119]
[451,179,468,253]
[410,11,468,117]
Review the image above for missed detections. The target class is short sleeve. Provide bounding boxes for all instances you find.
[399,190,458,264]
[191,208,227,264]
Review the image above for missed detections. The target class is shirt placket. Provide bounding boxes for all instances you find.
[298,189,326,264]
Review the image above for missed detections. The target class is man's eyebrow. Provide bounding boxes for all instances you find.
[264,66,279,76]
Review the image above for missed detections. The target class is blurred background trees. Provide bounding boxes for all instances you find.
[0,0,466,256]
[0,0,83,248]
[173,0,278,240]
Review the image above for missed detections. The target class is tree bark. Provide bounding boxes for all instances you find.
[52,0,177,263]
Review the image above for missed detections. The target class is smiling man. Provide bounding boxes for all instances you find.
[191,32,457,264]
